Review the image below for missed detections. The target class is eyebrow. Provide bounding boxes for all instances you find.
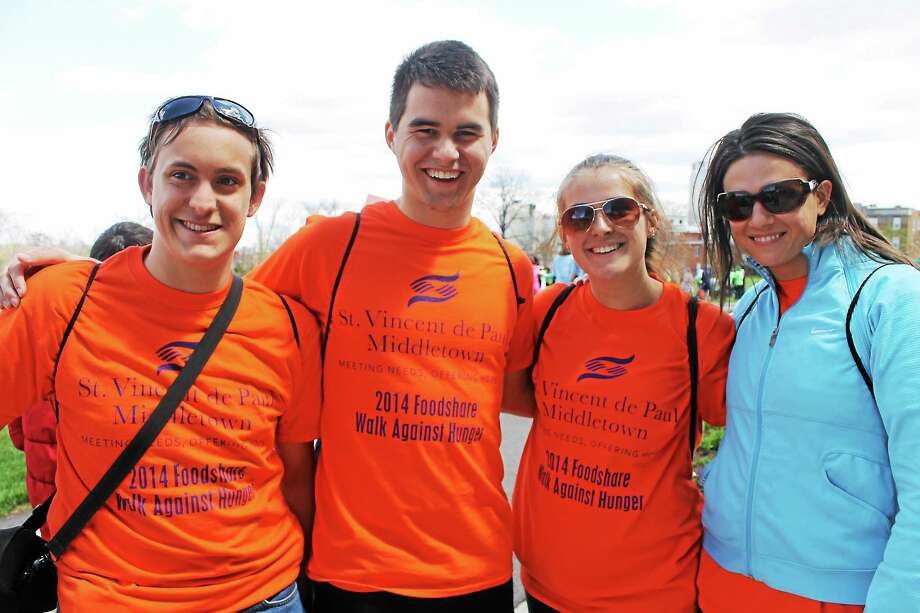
[407,118,484,132]
[167,161,246,175]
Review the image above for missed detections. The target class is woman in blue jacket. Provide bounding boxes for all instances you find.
[696,113,920,613]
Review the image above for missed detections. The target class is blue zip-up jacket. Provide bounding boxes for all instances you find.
[701,239,920,611]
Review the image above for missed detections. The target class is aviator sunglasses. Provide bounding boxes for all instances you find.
[560,197,652,233]
[153,95,256,128]
[717,178,819,222]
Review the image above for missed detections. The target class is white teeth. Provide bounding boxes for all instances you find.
[180,220,220,232]
[426,169,460,180]
[752,233,782,243]
[590,244,621,254]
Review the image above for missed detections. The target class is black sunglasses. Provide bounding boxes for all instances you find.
[717,178,819,222]
[153,95,256,128]
[560,196,651,233]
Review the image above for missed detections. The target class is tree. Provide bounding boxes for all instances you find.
[479,169,533,246]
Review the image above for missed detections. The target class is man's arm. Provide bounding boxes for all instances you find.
[502,367,536,417]
[1,248,92,309]
[277,442,315,573]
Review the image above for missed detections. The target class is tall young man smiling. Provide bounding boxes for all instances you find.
[253,41,533,612]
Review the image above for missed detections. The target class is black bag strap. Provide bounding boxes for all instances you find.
[734,283,769,331]
[321,212,361,365]
[491,233,526,306]
[53,262,101,418]
[47,275,243,558]
[533,284,576,365]
[845,263,895,397]
[687,296,700,459]
[277,294,300,348]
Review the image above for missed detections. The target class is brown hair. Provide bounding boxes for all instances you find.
[389,40,499,132]
[138,98,274,194]
[698,113,916,300]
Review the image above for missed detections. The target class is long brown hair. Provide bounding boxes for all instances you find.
[698,113,916,299]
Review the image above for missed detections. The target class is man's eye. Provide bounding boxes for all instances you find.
[171,171,191,180]
[216,176,240,186]
[457,131,479,140]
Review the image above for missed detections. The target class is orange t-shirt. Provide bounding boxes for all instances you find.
[513,282,734,612]
[0,247,322,611]
[777,274,808,314]
[251,200,535,597]
[698,549,864,613]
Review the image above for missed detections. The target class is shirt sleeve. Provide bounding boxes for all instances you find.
[0,262,91,428]
[505,249,536,372]
[275,296,323,444]
[695,301,735,427]
[863,266,920,612]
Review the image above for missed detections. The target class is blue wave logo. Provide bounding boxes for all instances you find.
[155,341,197,375]
[407,273,460,307]
[576,355,635,382]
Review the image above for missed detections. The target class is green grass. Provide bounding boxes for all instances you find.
[694,423,725,469]
[0,427,29,515]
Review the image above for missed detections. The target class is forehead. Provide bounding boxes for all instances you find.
[723,152,808,192]
[400,84,492,131]
[152,120,256,172]
[561,168,636,208]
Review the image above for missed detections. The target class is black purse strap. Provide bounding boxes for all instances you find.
[47,275,244,558]
[687,296,700,460]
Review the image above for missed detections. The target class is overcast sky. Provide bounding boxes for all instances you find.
[2,0,918,245]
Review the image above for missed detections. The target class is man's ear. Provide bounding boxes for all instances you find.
[248,180,267,217]
[490,127,499,153]
[385,120,396,152]
[138,166,153,209]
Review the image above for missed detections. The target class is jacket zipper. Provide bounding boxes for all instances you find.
[745,306,781,574]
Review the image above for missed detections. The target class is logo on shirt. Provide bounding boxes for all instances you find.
[576,355,635,382]
[407,273,460,307]
[155,341,198,375]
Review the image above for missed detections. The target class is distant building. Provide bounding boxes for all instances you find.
[858,204,920,257]
[665,209,703,272]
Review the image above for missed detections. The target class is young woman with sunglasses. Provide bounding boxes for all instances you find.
[697,113,920,613]
[0,96,321,611]
[506,154,734,612]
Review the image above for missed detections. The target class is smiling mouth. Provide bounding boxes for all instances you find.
[425,169,461,182]
[178,220,221,233]
[588,244,623,254]
[751,233,783,244]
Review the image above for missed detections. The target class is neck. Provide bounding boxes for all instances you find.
[396,193,472,230]
[144,245,232,294]
[590,269,663,310]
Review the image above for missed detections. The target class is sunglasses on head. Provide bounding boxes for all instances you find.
[716,178,819,222]
[153,95,256,128]
[560,196,651,233]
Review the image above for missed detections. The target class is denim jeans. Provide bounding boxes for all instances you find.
[239,581,304,613]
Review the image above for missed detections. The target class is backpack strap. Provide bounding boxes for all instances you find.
[53,262,101,418]
[734,283,769,331]
[845,263,896,397]
[533,284,576,365]
[321,212,361,364]
[687,296,700,459]
[491,233,526,307]
[277,294,300,348]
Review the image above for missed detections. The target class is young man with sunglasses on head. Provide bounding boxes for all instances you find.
[0,95,322,611]
[1,41,533,612]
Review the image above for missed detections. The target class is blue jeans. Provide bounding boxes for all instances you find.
[240,581,305,613]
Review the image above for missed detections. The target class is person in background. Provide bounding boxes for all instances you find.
[7,222,153,539]
[505,154,734,612]
[551,246,583,283]
[530,254,542,293]
[697,112,920,613]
